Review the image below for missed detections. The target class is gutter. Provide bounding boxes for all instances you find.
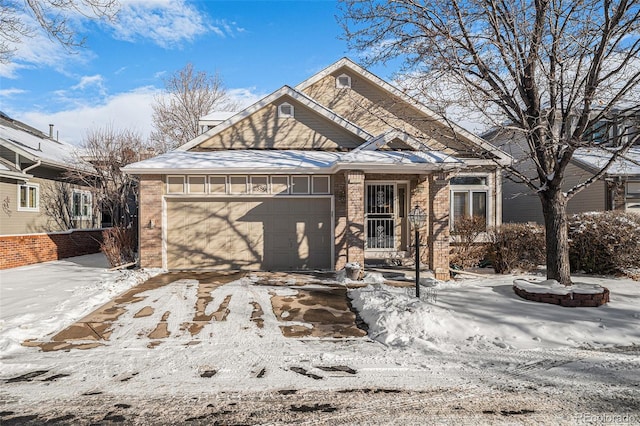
[22,159,41,174]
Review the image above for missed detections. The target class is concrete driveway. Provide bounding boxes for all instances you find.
[23,271,367,352]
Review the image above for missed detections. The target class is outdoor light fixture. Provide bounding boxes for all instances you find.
[408,205,426,298]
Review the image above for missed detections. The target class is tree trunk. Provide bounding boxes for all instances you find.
[540,190,572,285]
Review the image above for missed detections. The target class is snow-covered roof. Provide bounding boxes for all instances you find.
[0,157,30,180]
[573,147,640,177]
[0,116,82,170]
[123,149,462,174]
[200,111,237,122]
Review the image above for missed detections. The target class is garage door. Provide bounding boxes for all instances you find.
[166,198,332,270]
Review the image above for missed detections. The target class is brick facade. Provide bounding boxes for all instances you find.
[0,229,104,270]
[345,170,365,268]
[428,174,451,281]
[138,175,164,268]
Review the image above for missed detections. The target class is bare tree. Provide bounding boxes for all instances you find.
[0,0,118,63]
[67,126,147,229]
[151,63,238,152]
[340,0,640,285]
[41,181,75,231]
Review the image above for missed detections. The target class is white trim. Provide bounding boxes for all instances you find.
[270,175,290,194]
[177,86,372,151]
[17,182,39,212]
[208,175,227,194]
[336,73,352,89]
[187,175,207,194]
[291,175,310,194]
[311,175,330,194]
[72,189,93,220]
[229,175,249,194]
[295,57,512,164]
[162,195,335,270]
[166,175,185,194]
[278,102,294,118]
[250,175,270,194]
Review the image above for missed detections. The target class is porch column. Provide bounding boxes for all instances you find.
[346,170,365,267]
[428,173,451,280]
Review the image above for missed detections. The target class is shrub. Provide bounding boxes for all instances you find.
[568,211,640,275]
[450,216,489,269]
[489,223,545,274]
[101,226,136,267]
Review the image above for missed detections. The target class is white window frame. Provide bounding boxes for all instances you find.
[17,182,39,212]
[208,175,227,194]
[229,175,249,194]
[449,174,490,229]
[336,73,352,89]
[72,189,92,220]
[250,176,269,194]
[278,102,294,118]
[311,175,330,194]
[187,175,207,194]
[166,175,186,194]
[270,176,290,195]
[291,175,310,194]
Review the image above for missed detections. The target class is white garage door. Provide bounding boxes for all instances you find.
[166,197,332,270]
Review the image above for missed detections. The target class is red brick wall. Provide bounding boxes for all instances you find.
[0,229,104,269]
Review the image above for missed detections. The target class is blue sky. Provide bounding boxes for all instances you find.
[0,1,400,145]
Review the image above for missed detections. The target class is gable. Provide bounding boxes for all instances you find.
[193,95,366,151]
[298,62,508,161]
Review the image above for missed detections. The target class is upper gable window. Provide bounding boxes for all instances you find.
[336,73,352,89]
[278,102,294,118]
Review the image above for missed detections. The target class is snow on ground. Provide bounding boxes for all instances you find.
[0,257,639,423]
[0,254,162,365]
[351,274,640,351]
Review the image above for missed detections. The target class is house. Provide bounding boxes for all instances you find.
[489,113,640,223]
[124,58,511,280]
[0,113,102,269]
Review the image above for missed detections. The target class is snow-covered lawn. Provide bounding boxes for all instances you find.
[0,256,638,424]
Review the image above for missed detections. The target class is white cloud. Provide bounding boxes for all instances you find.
[14,85,264,146]
[19,86,160,146]
[109,1,236,48]
[72,75,105,91]
[0,88,26,98]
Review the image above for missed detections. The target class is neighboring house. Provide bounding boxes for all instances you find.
[0,113,102,269]
[489,114,640,223]
[124,58,510,280]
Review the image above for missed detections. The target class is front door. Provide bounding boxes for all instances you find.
[365,184,396,249]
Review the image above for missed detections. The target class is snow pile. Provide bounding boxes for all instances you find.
[349,284,470,351]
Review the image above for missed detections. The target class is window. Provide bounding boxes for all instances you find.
[250,176,269,194]
[229,176,248,194]
[73,190,92,219]
[271,176,289,194]
[167,176,185,194]
[18,183,39,211]
[291,176,310,194]
[209,176,226,194]
[278,102,294,118]
[188,176,206,194]
[450,175,489,228]
[311,176,330,194]
[336,73,352,89]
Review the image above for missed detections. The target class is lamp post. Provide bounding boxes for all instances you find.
[408,205,426,298]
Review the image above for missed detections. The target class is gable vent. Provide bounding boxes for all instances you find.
[278,102,294,118]
[336,73,352,89]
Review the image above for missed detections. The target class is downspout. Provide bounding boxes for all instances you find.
[22,159,42,174]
